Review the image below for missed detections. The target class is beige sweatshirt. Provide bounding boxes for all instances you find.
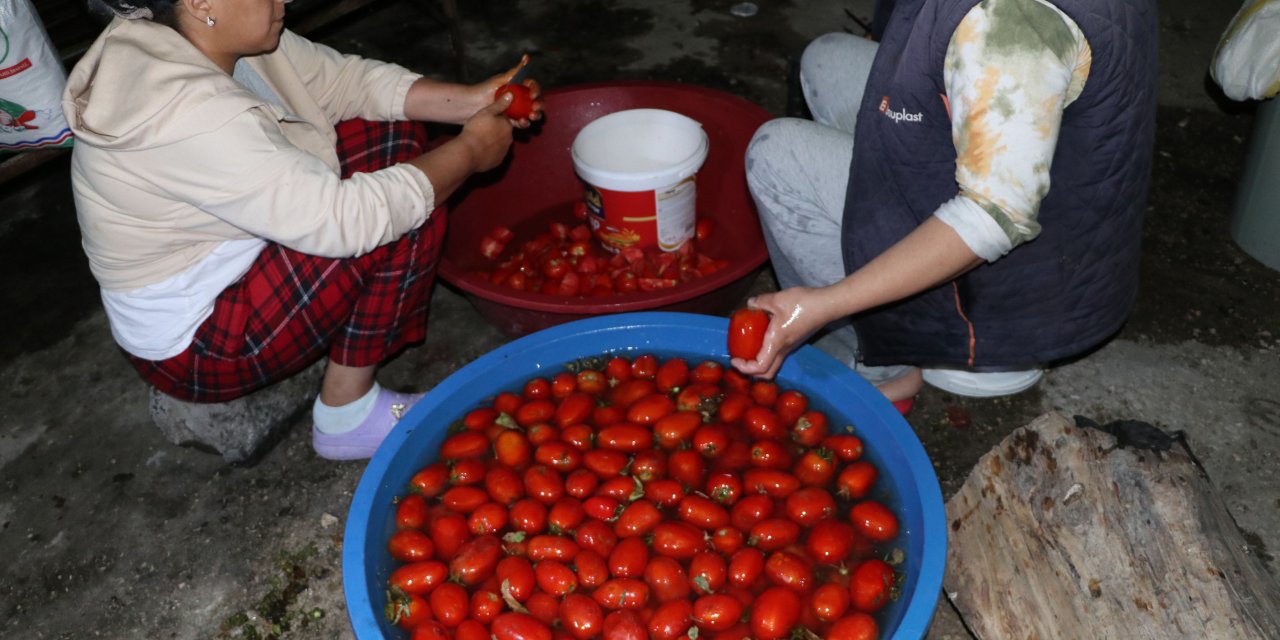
[62,18,436,291]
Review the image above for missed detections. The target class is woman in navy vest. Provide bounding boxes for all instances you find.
[736,0,1157,408]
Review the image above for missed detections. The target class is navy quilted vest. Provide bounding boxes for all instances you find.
[842,0,1158,369]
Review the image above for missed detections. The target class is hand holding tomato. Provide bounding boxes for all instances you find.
[490,55,543,126]
[730,286,839,379]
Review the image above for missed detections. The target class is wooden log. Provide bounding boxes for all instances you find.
[945,412,1280,640]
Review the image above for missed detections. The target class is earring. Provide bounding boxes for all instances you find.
[206,15,216,27]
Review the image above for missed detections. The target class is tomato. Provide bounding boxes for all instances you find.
[824,433,865,462]
[395,494,429,530]
[410,621,449,640]
[560,593,604,639]
[644,478,685,507]
[583,449,629,477]
[689,550,728,594]
[643,556,692,603]
[784,487,837,526]
[849,500,900,542]
[509,498,548,534]
[527,534,579,562]
[654,357,690,393]
[727,546,765,588]
[614,499,662,537]
[743,468,801,498]
[648,599,694,639]
[453,620,488,640]
[597,423,655,452]
[602,610,647,640]
[695,218,714,242]
[560,424,595,452]
[468,501,509,535]
[630,354,658,379]
[535,559,579,596]
[575,370,607,395]
[625,394,676,425]
[750,587,802,639]
[749,380,779,407]
[594,577,651,610]
[750,439,792,469]
[574,549,611,588]
[677,495,731,530]
[480,235,507,259]
[450,534,502,585]
[747,518,801,551]
[428,582,469,627]
[675,381,719,413]
[388,529,435,562]
[692,423,732,458]
[850,558,896,613]
[592,404,625,427]
[574,519,618,555]
[523,465,566,503]
[743,406,785,440]
[764,550,813,592]
[386,591,430,630]
[666,449,707,488]
[583,495,621,522]
[409,462,450,498]
[492,611,553,640]
[827,612,878,640]
[608,536,651,578]
[523,376,551,399]
[441,485,489,513]
[730,493,775,530]
[716,392,752,424]
[534,440,582,473]
[653,411,703,449]
[651,521,705,559]
[496,555,537,602]
[551,372,578,398]
[526,592,560,625]
[712,440,754,473]
[710,526,745,555]
[774,389,809,424]
[427,512,470,559]
[440,430,490,459]
[550,494,588,535]
[727,308,769,360]
[495,84,535,121]
[484,465,526,505]
[806,520,857,565]
[690,360,724,385]
[389,560,448,595]
[597,475,641,501]
[705,472,743,505]
[693,593,743,631]
[471,589,503,623]
[629,449,667,483]
[811,583,850,622]
[555,392,595,427]
[494,429,534,471]
[449,458,487,486]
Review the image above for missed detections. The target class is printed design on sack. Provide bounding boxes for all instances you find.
[879,96,924,124]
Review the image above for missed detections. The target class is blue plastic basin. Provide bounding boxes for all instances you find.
[343,311,946,639]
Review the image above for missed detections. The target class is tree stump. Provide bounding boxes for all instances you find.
[945,412,1280,640]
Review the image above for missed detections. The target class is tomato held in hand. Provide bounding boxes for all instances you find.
[727,308,769,361]
[496,84,535,120]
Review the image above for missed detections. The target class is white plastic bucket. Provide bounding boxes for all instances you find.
[571,109,709,252]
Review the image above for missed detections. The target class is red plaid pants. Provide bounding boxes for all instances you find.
[130,120,446,403]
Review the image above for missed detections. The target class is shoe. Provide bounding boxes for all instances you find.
[921,368,1043,398]
[312,388,425,461]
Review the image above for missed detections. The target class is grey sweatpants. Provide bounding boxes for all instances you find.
[745,34,912,384]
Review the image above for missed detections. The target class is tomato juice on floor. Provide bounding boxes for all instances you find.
[381,351,905,640]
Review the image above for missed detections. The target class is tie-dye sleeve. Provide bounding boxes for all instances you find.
[934,0,1092,262]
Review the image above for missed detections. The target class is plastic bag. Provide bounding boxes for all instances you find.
[1211,0,1280,101]
[0,0,73,151]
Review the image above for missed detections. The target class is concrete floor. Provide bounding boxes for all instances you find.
[2,1,1277,639]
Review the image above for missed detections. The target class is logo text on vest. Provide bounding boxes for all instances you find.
[878,96,924,124]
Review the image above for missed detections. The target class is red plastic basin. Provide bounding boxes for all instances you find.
[439,81,772,337]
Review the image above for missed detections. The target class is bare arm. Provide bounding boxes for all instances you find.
[733,217,983,379]
[402,56,542,127]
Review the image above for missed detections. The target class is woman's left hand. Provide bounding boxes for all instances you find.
[481,55,544,127]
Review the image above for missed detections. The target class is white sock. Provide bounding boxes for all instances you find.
[313,382,382,435]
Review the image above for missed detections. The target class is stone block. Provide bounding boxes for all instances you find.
[148,361,325,464]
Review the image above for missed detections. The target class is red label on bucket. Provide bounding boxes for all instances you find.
[585,179,696,253]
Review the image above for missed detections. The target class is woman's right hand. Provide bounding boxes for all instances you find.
[730,285,840,380]
[457,98,515,174]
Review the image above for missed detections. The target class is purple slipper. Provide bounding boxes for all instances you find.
[312,388,425,461]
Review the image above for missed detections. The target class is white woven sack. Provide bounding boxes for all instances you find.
[0,0,73,150]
